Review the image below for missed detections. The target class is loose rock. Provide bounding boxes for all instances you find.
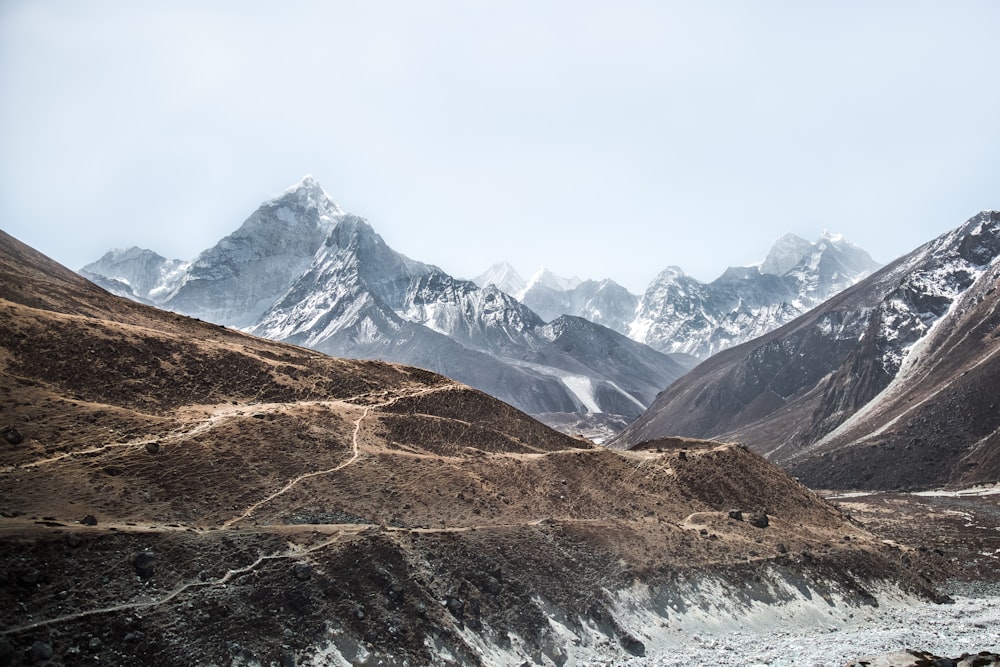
[292,562,312,581]
[133,551,155,578]
[1,425,23,445]
[28,641,53,663]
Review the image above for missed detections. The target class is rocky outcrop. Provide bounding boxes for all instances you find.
[847,649,1000,667]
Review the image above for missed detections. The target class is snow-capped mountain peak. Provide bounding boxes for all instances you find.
[272,174,344,220]
[79,246,187,302]
[523,268,582,296]
[629,234,879,359]
[654,266,688,283]
[472,261,526,296]
[760,233,814,276]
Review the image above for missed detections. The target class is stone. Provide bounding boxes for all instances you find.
[845,649,1000,667]
[445,596,464,618]
[133,551,155,578]
[293,562,312,581]
[1,426,23,445]
[728,510,744,521]
[28,641,53,663]
[145,441,160,454]
[748,512,769,528]
[80,515,98,526]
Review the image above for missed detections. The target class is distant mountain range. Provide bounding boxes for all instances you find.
[475,232,880,360]
[81,177,693,433]
[614,211,1000,491]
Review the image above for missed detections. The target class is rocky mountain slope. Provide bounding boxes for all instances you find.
[631,230,880,358]
[0,230,949,665]
[80,178,693,426]
[614,211,1000,491]
[480,232,879,360]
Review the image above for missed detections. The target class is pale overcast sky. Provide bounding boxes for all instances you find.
[1,1,997,292]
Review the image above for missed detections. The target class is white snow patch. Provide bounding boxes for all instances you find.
[559,375,602,413]
[913,483,1000,498]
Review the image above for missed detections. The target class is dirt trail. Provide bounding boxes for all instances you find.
[221,383,461,529]
[0,381,457,473]
[221,404,370,528]
[1,532,350,636]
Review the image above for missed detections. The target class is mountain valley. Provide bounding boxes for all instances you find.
[8,178,1000,665]
[0,227,971,666]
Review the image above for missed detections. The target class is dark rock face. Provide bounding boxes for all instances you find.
[615,211,1000,491]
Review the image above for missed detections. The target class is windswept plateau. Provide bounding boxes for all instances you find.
[0,230,957,665]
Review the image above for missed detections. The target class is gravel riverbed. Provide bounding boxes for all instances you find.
[589,593,1000,667]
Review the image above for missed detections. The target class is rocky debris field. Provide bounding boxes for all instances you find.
[599,490,1000,667]
[605,592,1000,667]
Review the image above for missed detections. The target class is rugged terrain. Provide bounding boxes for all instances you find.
[0,230,955,665]
[478,231,880,360]
[615,211,1000,491]
[81,178,694,429]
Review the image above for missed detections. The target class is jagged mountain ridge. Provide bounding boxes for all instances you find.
[479,232,880,360]
[79,246,185,304]
[81,178,693,422]
[614,211,1000,491]
[520,277,640,334]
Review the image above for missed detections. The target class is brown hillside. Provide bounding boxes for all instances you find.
[0,230,947,665]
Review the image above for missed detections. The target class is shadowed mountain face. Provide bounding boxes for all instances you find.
[615,211,1000,491]
[80,178,693,427]
[0,230,945,664]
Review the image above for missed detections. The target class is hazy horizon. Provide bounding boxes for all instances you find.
[2,1,997,293]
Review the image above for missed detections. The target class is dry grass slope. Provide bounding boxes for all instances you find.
[0,230,951,665]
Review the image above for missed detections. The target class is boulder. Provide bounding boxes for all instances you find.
[133,551,155,578]
[1,426,23,445]
[292,562,312,581]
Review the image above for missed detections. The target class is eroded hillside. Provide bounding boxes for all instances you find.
[0,230,947,665]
